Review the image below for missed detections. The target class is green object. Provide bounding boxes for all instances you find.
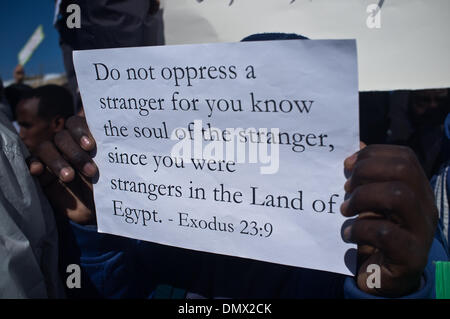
[436,261,450,299]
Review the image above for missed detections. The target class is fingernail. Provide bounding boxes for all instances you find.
[29,162,44,175]
[344,153,357,169]
[343,226,352,242]
[344,179,351,192]
[60,167,74,181]
[81,136,91,148]
[83,162,97,176]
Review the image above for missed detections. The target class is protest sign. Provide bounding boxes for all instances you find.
[162,0,450,91]
[73,39,359,276]
[18,25,44,66]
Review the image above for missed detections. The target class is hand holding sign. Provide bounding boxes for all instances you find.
[29,115,438,297]
[28,115,97,224]
[342,145,438,297]
[25,38,440,297]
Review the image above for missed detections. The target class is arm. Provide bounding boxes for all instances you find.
[0,111,64,298]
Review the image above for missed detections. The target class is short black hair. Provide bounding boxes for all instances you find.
[241,33,309,42]
[5,83,33,119]
[21,84,74,120]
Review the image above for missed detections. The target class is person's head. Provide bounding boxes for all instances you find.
[4,83,32,119]
[241,32,308,42]
[16,84,74,153]
[408,88,449,126]
[13,64,25,84]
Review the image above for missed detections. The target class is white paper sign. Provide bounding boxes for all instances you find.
[18,25,45,66]
[162,0,450,91]
[73,39,359,276]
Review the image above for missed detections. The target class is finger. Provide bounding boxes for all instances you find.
[356,244,377,267]
[343,142,367,172]
[343,217,415,264]
[356,145,421,170]
[35,141,75,182]
[360,141,367,150]
[35,166,60,188]
[65,115,96,151]
[341,181,421,230]
[62,172,95,219]
[26,156,44,176]
[344,144,420,174]
[42,172,95,224]
[344,157,421,193]
[344,152,358,173]
[54,130,98,177]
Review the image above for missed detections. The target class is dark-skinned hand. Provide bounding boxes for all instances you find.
[341,144,438,297]
[29,115,98,225]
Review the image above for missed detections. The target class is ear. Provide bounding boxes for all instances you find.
[50,116,65,133]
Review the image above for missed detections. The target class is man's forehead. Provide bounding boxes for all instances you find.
[17,97,40,118]
[18,97,39,111]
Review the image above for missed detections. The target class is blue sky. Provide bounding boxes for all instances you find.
[0,0,65,81]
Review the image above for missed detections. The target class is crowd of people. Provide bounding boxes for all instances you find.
[0,0,449,299]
